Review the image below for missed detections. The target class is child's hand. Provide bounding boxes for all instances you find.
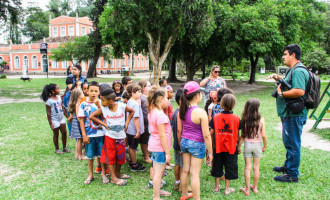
[207,154,213,163]
[124,122,129,132]
[165,154,171,165]
[83,136,90,144]
[238,147,241,154]
[103,123,110,130]
[94,99,101,108]
[262,147,267,152]
[68,116,73,123]
[134,132,140,139]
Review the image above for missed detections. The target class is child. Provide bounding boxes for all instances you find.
[159,79,167,87]
[41,84,70,154]
[238,99,267,196]
[211,88,233,118]
[126,83,146,171]
[147,86,172,200]
[138,79,152,163]
[80,82,89,103]
[178,81,213,200]
[112,80,124,102]
[68,88,86,160]
[63,78,74,135]
[172,89,183,190]
[77,81,107,184]
[210,94,240,195]
[89,88,135,186]
[122,92,130,104]
[163,85,174,123]
[122,76,132,89]
[204,90,217,122]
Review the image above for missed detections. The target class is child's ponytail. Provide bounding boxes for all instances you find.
[40,83,57,102]
[179,89,201,120]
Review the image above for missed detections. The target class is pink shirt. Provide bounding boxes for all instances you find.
[148,109,172,152]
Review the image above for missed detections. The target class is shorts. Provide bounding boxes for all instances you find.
[101,136,126,165]
[139,131,150,144]
[180,138,206,159]
[127,134,140,149]
[243,142,262,158]
[52,118,65,129]
[174,149,183,167]
[151,152,166,164]
[211,151,238,180]
[85,136,104,160]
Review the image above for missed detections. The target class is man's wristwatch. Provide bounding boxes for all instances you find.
[279,91,283,97]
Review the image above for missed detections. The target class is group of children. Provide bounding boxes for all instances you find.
[41,76,267,199]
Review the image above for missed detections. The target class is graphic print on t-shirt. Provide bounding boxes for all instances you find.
[54,102,62,113]
[218,119,232,134]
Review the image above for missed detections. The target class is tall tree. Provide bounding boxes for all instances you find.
[47,0,72,17]
[86,0,108,78]
[100,0,208,85]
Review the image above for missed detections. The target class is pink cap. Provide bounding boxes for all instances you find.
[164,85,173,92]
[184,81,200,95]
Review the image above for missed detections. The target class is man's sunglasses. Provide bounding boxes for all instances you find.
[214,71,220,73]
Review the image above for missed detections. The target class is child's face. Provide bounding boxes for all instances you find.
[167,89,173,100]
[54,86,60,95]
[100,96,113,107]
[143,81,151,95]
[88,86,100,100]
[132,90,142,100]
[160,95,168,109]
[82,84,88,96]
[79,92,84,100]
[72,66,80,76]
[114,83,121,92]
[122,98,128,104]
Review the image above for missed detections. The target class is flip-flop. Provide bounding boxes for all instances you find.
[111,179,127,186]
[214,185,220,193]
[224,187,235,195]
[102,177,110,184]
[250,185,259,194]
[84,177,94,185]
[55,149,64,154]
[118,174,131,179]
[160,190,171,197]
[63,148,71,153]
[169,163,175,167]
[180,193,193,200]
[144,159,152,164]
[240,187,250,196]
[163,170,169,176]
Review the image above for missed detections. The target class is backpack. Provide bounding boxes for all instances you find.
[288,65,321,109]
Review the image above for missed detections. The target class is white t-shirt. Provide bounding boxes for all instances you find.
[101,103,127,139]
[208,103,214,110]
[46,96,64,122]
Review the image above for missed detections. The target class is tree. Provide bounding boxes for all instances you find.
[0,0,21,22]
[303,48,329,72]
[47,0,72,17]
[22,7,53,42]
[100,0,208,85]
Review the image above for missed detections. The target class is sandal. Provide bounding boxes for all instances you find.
[240,187,250,196]
[63,148,71,153]
[180,193,193,200]
[250,185,259,194]
[84,177,94,185]
[160,190,171,196]
[163,170,169,177]
[118,174,131,179]
[55,149,63,154]
[79,155,88,160]
[111,179,127,186]
[224,187,235,195]
[102,177,110,184]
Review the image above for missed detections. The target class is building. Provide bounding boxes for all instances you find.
[0,15,149,75]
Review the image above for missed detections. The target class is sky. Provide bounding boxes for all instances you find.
[22,0,50,11]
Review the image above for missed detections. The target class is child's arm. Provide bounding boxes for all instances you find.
[68,113,73,123]
[133,117,140,139]
[237,136,244,154]
[46,105,54,130]
[89,108,108,130]
[200,110,213,162]
[78,117,89,144]
[261,117,267,152]
[210,128,215,148]
[208,109,212,122]
[158,123,171,165]
[125,106,135,132]
[62,105,69,118]
[177,114,182,149]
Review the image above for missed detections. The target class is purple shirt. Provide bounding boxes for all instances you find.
[181,106,205,143]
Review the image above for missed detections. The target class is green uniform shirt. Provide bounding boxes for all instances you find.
[276,62,309,117]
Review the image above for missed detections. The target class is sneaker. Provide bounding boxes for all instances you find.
[95,166,102,174]
[131,163,146,172]
[105,168,110,175]
[148,179,166,188]
[274,173,299,183]
[273,166,286,173]
[174,182,180,190]
[163,170,169,177]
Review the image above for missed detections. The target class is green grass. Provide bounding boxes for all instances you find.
[310,128,330,141]
[0,80,329,199]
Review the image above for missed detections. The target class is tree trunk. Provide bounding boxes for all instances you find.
[248,54,259,84]
[202,64,206,79]
[168,56,178,82]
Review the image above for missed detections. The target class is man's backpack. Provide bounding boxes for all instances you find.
[288,65,321,109]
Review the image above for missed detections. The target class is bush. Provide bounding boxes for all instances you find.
[0,74,6,79]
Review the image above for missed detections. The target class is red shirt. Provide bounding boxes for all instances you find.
[213,112,240,154]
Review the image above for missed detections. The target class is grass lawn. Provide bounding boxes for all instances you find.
[0,78,329,199]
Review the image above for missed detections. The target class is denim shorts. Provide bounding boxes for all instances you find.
[86,136,104,160]
[180,138,206,159]
[151,152,166,164]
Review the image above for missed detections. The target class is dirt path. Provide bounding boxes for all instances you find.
[277,120,330,151]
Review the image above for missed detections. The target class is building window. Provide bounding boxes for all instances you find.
[32,56,38,69]
[62,61,68,69]
[116,59,120,68]
[104,60,108,68]
[82,27,86,36]
[122,56,126,66]
[96,59,100,69]
[137,58,140,68]
[0,57,3,64]
[14,56,20,69]
[110,59,114,68]
[23,56,29,69]
[89,28,93,34]
[53,27,58,37]
[52,60,58,69]
[60,27,66,36]
[68,26,74,36]
[142,58,144,68]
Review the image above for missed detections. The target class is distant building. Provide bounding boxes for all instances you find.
[0,15,149,74]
